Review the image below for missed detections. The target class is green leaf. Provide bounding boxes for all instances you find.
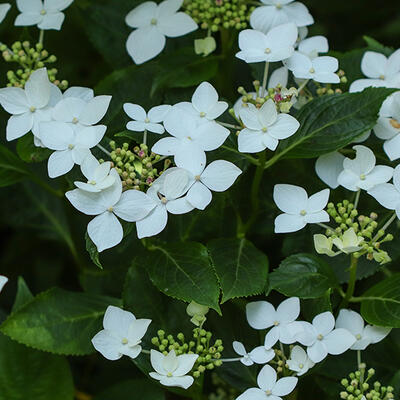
[269,253,338,299]
[94,379,164,400]
[16,135,51,163]
[208,238,268,303]
[143,242,221,312]
[360,274,400,328]
[0,144,28,187]
[0,288,121,355]
[85,232,103,269]
[301,290,333,321]
[0,333,74,400]
[363,36,394,57]
[272,88,396,160]
[11,277,34,313]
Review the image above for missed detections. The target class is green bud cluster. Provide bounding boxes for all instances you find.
[1,41,68,89]
[109,141,169,191]
[183,0,255,32]
[316,70,347,97]
[209,373,238,400]
[340,366,394,400]
[326,201,393,264]
[151,328,224,379]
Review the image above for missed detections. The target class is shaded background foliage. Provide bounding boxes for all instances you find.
[0,0,399,399]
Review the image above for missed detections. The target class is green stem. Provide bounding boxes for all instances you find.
[340,255,358,309]
[39,30,44,46]
[96,144,111,158]
[354,189,361,209]
[261,61,270,97]
[143,129,148,146]
[297,79,310,93]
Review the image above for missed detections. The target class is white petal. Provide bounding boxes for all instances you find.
[349,78,386,93]
[335,309,364,336]
[125,1,157,28]
[166,198,194,215]
[158,12,197,38]
[148,104,171,122]
[240,103,262,130]
[383,134,400,161]
[87,212,123,252]
[63,87,94,101]
[313,312,334,335]
[14,12,42,26]
[246,301,276,330]
[236,29,268,63]
[277,297,300,323]
[307,340,327,363]
[274,213,306,233]
[299,36,329,58]
[25,68,51,109]
[264,326,280,348]
[159,375,194,390]
[52,97,85,122]
[48,150,74,178]
[284,2,314,27]
[249,346,275,364]
[74,125,106,149]
[259,99,278,127]
[40,121,74,150]
[345,145,376,174]
[313,72,340,84]
[361,51,387,79]
[338,170,360,192]
[123,103,146,122]
[0,4,10,24]
[16,0,41,12]
[0,87,29,114]
[192,82,218,114]
[273,377,298,397]
[306,189,330,213]
[265,23,297,62]
[193,121,229,151]
[187,182,212,210]
[126,26,166,65]
[38,12,65,30]
[315,152,345,189]
[114,190,156,222]
[363,325,391,344]
[91,330,122,361]
[237,388,268,400]
[174,354,199,376]
[238,129,266,153]
[386,49,400,77]
[250,6,288,34]
[257,364,277,392]
[0,275,8,293]
[233,341,247,356]
[157,0,182,16]
[268,66,289,89]
[136,204,168,238]
[268,114,300,140]
[313,56,339,74]
[164,108,197,138]
[128,318,152,344]
[152,137,180,155]
[80,96,112,126]
[201,160,242,192]
[6,113,33,141]
[162,168,190,199]
[44,0,73,12]
[304,210,329,224]
[360,165,393,190]
[323,328,356,355]
[150,350,166,375]
[273,184,308,214]
[374,117,398,140]
[174,144,207,174]
[103,305,135,332]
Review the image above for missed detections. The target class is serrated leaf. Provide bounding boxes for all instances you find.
[360,274,400,328]
[208,238,268,303]
[269,253,338,299]
[270,87,396,160]
[0,288,121,355]
[144,242,221,312]
[0,333,74,400]
[11,276,34,313]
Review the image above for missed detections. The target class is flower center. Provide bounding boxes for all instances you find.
[265,48,271,54]
[187,136,192,141]
[300,210,307,216]
[390,118,400,129]
[40,9,46,15]
[68,144,74,150]
[299,363,304,369]
[195,175,201,181]
[273,321,279,326]
[265,390,272,396]
[72,117,79,124]
[30,106,36,113]
[161,197,168,204]
[360,174,366,180]
[167,372,173,377]
[275,3,282,9]
[151,18,157,25]
[121,338,128,345]
[145,117,150,123]
[356,334,362,340]
[200,112,206,118]
[309,68,315,73]
[108,206,114,212]
[88,180,96,185]
[379,74,385,80]
[317,334,324,341]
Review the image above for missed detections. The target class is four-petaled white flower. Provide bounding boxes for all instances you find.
[287,346,315,376]
[337,145,393,191]
[0,68,53,141]
[336,309,391,351]
[237,364,298,400]
[233,341,274,366]
[125,0,197,65]
[66,169,156,251]
[150,349,198,389]
[92,305,151,361]
[374,92,400,160]
[0,3,10,23]
[175,82,228,124]
[293,312,356,363]
[246,297,300,348]
[350,50,400,93]
[152,109,229,171]
[315,152,345,189]
[332,228,364,254]
[176,158,242,210]
[74,154,115,193]
[298,36,329,59]
[236,23,298,64]
[238,99,300,153]
[0,275,8,293]
[368,165,400,218]
[124,103,171,134]
[250,0,313,34]
[286,52,340,83]
[273,184,330,233]
[40,121,106,178]
[15,0,74,31]
[136,168,194,239]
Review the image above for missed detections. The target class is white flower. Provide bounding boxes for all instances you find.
[337,145,393,192]
[0,68,53,141]
[238,99,300,153]
[315,152,345,189]
[287,346,315,376]
[125,0,197,65]
[236,364,298,400]
[40,121,106,178]
[286,52,340,83]
[136,168,194,239]
[236,24,298,64]
[332,228,364,254]
[298,36,329,59]
[175,82,228,123]
[74,154,115,193]
[293,312,356,363]
[123,103,171,134]
[350,50,400,93]
[374,92,400,160]
[176,158,242,210]
[336,309,391,351]
[313,234,335,257]
[0,3,10,23]
[246,297,300,347]
[92,305,151,361]
[233,341,274,366]
[150,349,198,389]
[0,275,8,293]
[368,165,400,218]
[152,109,229,171]
[273,184,330,233]
[66,170,156,251]
[250,0,313,34]
[15,0,74,30]
[186,301,209,326]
